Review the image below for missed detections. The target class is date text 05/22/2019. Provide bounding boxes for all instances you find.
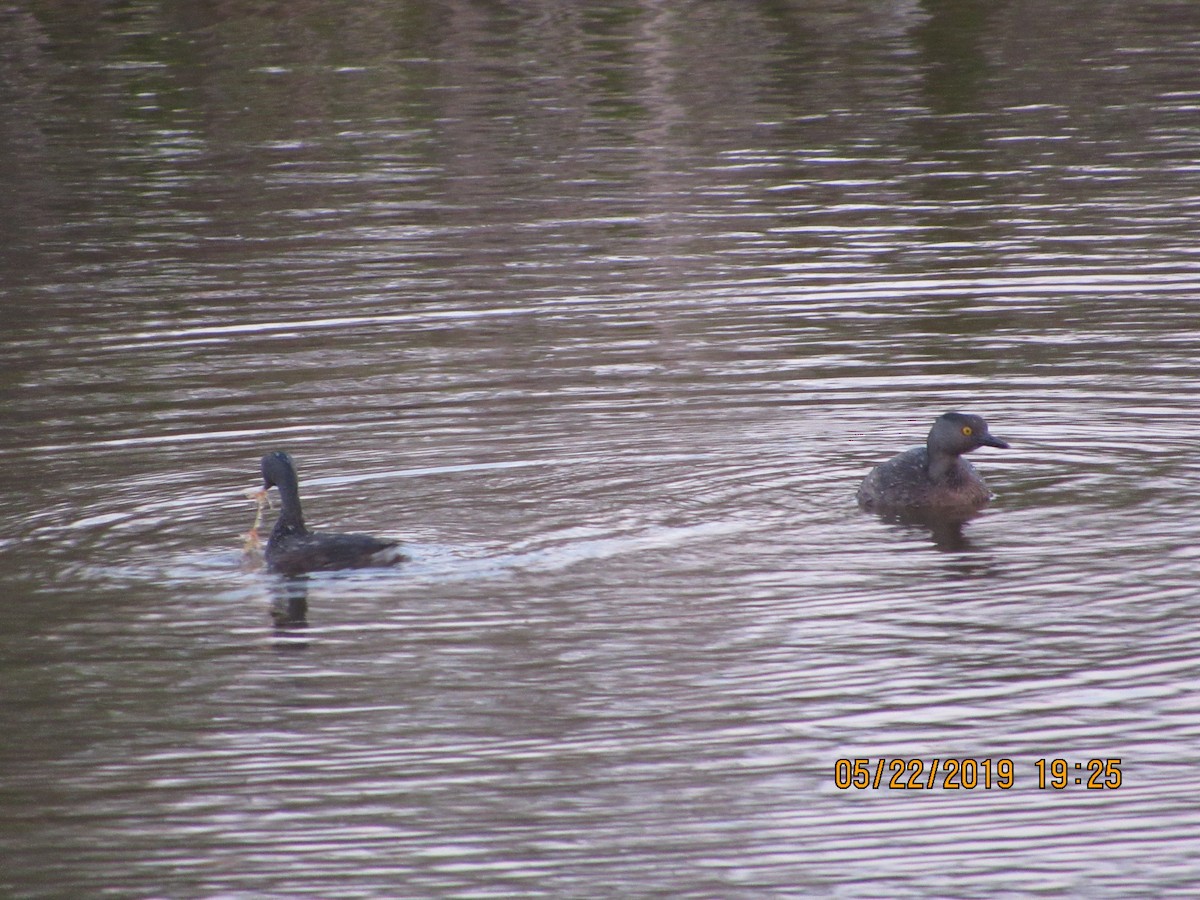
[833,758,1123,791]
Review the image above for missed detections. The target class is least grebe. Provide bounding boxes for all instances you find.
[856,412,1009,514]
[254,451,404,576]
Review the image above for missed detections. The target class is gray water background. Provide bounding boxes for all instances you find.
[3,1,1200,896]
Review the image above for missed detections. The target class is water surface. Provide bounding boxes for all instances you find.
[3,1,1200,896]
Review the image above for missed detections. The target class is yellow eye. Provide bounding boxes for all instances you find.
[962,426,973,436]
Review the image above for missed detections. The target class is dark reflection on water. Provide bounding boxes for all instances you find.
[871,510,979,555]
[269,575,310,632]
[4,0,1200,896]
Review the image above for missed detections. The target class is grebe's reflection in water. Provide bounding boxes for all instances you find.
[269,576,309,644]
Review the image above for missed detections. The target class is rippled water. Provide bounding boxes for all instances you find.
[4,1,1200,896]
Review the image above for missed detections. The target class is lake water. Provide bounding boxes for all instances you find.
[3,1,1200,896]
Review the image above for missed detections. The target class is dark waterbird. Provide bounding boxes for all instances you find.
[249,451,405,576]
[856,412,1010,516]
